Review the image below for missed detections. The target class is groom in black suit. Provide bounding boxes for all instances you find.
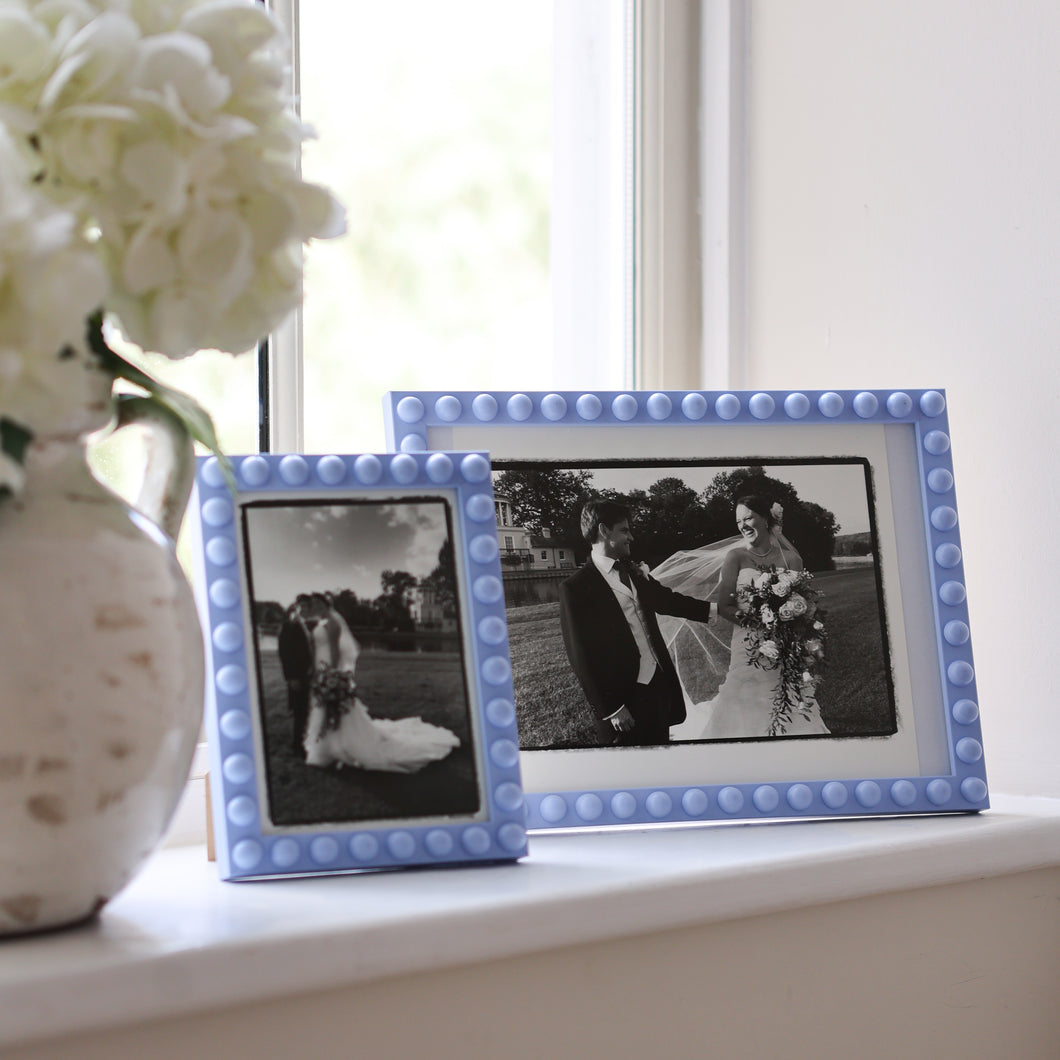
[277,596,316,756]
[559,499,713,746]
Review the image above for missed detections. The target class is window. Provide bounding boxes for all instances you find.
[263,0,704,454]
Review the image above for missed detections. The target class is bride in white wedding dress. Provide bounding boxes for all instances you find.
[653,495,830,741]
[302,599,461,773]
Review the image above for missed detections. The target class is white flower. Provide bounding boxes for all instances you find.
[4,0,345,355]
[771,502,784,525]
[759,640,780,661]
[0,7,51,95]
[0,447,24,494]
[771,577,791,598]
[0,126,110,428]
[0,0,345,451]
[760,605,775,626]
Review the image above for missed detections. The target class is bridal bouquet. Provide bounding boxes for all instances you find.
[311,667,358,734]
[735,566,827,736]
[0,0,345,495]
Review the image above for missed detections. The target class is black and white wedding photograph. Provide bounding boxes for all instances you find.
[240,497,481,827]
[491,458,897,751]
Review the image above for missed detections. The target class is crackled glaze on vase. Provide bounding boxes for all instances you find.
[0,435,203,935]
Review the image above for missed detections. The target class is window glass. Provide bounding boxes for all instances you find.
[298,0,630,453]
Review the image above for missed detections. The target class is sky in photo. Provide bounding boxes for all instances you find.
[243,500,451,607]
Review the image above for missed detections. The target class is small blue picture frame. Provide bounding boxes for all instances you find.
[384,389,988,830]
[192,451,527,879]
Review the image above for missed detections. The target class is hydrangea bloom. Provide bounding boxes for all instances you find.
[0,126,109,438]
[0,0,344,467]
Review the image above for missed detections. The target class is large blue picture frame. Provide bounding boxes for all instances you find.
[192,451,527,878]
[384,389,988,831]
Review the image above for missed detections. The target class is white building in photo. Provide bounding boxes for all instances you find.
[409,583,456,632]
[494,493,534,563]
[494,493,577,572]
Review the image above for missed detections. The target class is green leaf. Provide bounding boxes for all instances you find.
[86,312,236,492]
[1,416,33,466]
[0,417,34,503]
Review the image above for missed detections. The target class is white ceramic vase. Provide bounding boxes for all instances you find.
[0,404,204,936]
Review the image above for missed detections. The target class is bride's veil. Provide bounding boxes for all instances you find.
[327,606,361,673]
[650,535,745,708]
[650,534,744,601]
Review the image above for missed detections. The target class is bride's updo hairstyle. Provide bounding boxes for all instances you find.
[735,493,777,527]
[580,498,631,543]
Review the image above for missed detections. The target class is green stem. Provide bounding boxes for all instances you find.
[85,312,235,491]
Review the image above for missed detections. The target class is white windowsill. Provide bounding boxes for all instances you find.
[1,794,1058,1050]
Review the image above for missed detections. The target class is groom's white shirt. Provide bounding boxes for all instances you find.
[590,546,659,693]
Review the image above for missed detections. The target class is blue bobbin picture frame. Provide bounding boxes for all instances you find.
[384,389,988,831]
[192,451,528,879]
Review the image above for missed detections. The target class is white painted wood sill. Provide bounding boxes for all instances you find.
[1,793,1057,1050]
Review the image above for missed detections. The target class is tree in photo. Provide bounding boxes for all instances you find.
[254,599,286,635]
[630,476,717,567]
[331,588,381,632]
[420,540,458,621]
[493,467,595,547]
[376,569,417,631]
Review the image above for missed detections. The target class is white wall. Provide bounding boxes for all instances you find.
[740,0,1060,796]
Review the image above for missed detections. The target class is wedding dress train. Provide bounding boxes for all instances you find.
[303,611,460,773]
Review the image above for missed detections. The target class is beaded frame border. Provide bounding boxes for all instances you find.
[384,389,988,830]
[192,451,527,878]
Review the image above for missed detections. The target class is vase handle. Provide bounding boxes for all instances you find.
[114,395,196,542]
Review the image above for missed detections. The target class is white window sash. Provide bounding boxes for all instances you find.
[698,0,747,390]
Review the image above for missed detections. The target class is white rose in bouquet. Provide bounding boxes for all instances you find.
[758,639,780,662]
[778,593,808,621]
[770,576,792,597]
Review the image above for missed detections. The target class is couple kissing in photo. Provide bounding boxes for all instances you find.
[277,593,460,774]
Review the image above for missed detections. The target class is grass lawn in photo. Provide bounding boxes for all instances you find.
[256,642,481,827]
[509,565,895,749]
